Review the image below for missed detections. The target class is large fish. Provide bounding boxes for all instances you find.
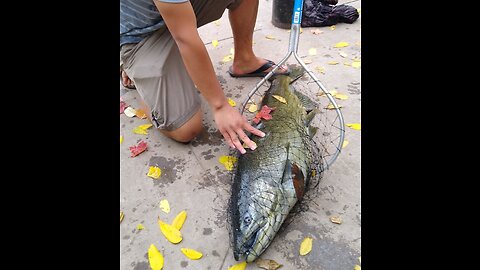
[230,74,321,262]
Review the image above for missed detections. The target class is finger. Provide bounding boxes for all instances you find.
[219,129,235,149]
[243,122,265,138]
[236,129,256,151]
[227,130,246,154]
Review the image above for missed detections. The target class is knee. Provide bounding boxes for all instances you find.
[170,124,203,143]
[162,109,203,143]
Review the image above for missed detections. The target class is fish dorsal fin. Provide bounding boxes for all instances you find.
[294,91,318,113]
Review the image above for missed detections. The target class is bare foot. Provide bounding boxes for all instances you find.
[121,70,136,89]
[229,57,289,77]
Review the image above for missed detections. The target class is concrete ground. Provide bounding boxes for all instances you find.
[120,0,361,269]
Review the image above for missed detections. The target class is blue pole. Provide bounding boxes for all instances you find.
[291,0,304,25]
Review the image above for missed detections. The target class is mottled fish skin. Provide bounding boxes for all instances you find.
[230,75,318,262]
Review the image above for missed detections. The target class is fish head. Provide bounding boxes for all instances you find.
[233,198,266,261]
[233,187,287,262]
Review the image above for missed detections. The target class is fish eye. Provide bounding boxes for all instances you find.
[244,216,252,225]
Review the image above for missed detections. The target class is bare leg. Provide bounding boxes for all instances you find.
[228,0,288,75]
[138,99,204,143]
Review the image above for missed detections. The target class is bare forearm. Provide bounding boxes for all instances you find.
[175,35,228,111]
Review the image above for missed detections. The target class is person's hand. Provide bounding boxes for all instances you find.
[213,102,265,154]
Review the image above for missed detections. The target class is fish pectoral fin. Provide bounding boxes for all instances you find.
[281,155,306,200]
[291,162,306,200]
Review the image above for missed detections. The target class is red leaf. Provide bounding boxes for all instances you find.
[129,140,148,157]
[252,105,275,124]
[120,101,128,114]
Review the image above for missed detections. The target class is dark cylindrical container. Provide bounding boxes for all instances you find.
[271,0,294,29]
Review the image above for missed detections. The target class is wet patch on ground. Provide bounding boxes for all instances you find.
[148,156,186,186]
[191,129,224,147]
[132,261,149,270]
[203,227,213,235]
[200,149,216,160]
[197,169,232,191]
[347,81,361,95]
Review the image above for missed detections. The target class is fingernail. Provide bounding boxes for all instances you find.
[261,132,266,137]
[250,145,257,150]
[241,149,246,154]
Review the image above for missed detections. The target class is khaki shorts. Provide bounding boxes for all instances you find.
[120,0,242,131]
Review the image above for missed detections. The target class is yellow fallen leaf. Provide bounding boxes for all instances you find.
[330,216,342,224]
[265,35,276,40]
[124,107,137,118]
[222,55,234,63]
[315,66,325,74]
[256,258,283,270]
[326,103,343,110]
[159,199,170,213]
[357,8,361,13]
[229,261,247,270]
[334,41,349,48]
[330,25,336,30]
[135,109,147,119]
[120,211,124,223]
[212,39,219,48]
[299,237,313,255]
[352,61,361,69]
[139,124,153,130]
[303,59,313,64]
[137,224,145,230]
[158,219,182,244]
[219,155,238,171]
[328,61,339,65]
[181,248,203,260]
[242,141,257,149]
[344,62,352,66]
[342,140,349,148]
[308,48,317,56]
[359,257,361,263]
[346,123,361,130]
[317,90,338,97]
[120,135,123,144]
[272,95,287,104]
[172,210,187,230]
[354,265,361,270]
[230,48,235,55]
[214,19,220,26]
[334,93,349,100]
[133,126,148,135]
[300,27,303,34]
[228,98,236,107]
[248,103,258,113]
[148,244,164,270]
[147,166,162,179]
[339,52,348,58]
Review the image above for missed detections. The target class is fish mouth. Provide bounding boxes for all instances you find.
[234,229,260,261]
